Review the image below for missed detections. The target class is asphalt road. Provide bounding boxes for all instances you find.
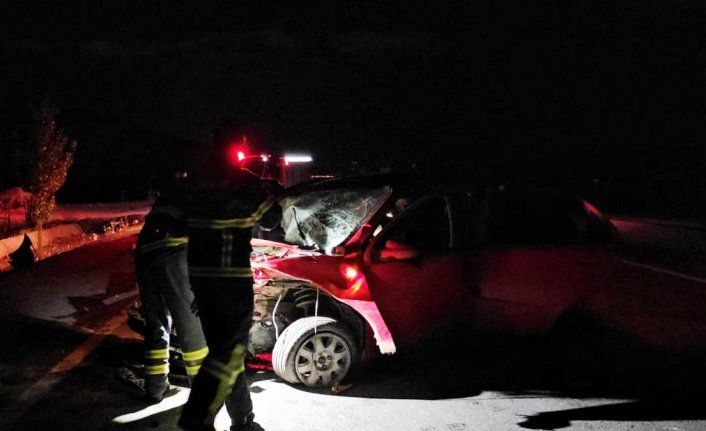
[1,225,706,431]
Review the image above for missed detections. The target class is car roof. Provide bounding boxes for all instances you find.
[282,172,594,209]
[283,172,471,197]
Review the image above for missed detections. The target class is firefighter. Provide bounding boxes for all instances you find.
[135,193,208,402]
[177,162,281,431]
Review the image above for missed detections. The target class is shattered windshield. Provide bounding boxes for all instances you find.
[280,186,391,253]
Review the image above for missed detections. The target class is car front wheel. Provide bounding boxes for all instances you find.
[272,316,358,388]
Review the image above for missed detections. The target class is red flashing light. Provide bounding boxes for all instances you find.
[227,141,248,167]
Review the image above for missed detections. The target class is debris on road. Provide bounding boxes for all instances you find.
[331,382,353,394]
[117,366,145,393]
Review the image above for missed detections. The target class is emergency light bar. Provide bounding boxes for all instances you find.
[283,154,313,164]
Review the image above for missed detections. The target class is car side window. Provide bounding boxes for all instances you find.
[483,189,582,247]
[372,197,451,262]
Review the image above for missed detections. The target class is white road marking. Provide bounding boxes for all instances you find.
[623,260,706,285]
[0,312,127,429]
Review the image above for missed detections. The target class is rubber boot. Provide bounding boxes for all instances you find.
[144,375,170,403]
[231,412,264,431]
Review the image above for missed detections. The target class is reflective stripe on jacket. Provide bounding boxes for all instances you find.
[187,196,275,278]
[188,197,274,230]
[136,236,188,255]
[136,198,190,264]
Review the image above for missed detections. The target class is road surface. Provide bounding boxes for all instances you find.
[0,223,706,431]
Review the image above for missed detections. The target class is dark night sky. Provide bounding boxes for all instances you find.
[1,1,706,215]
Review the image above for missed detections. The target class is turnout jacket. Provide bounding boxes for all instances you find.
[181,169,280,279]
[135,194,189,264]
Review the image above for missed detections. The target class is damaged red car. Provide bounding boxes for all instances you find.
[249,173,620,388]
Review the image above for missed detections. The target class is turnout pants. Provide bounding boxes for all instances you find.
[179,277,254,429]
[137,249,208,398]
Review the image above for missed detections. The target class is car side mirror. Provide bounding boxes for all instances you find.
[379,240,420,261]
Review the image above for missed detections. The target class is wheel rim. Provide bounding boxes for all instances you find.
[294,332,351,387]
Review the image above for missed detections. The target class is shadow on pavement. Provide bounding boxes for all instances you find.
[518,398,706,430]
[335,313,706,428]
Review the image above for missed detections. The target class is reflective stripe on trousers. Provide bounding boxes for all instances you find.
[183,346,209,378]
[201,344,247,417]
[144,348,170,376]
[179,278,254,427]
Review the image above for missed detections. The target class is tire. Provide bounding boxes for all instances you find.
[272,316,359,388]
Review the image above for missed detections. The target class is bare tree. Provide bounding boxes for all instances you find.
[12,96,77,255]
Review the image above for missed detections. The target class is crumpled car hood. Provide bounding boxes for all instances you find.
[251,239,396,354]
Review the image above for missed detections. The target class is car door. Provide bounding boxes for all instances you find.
[361,195,468,346]
[471,187,619,332]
